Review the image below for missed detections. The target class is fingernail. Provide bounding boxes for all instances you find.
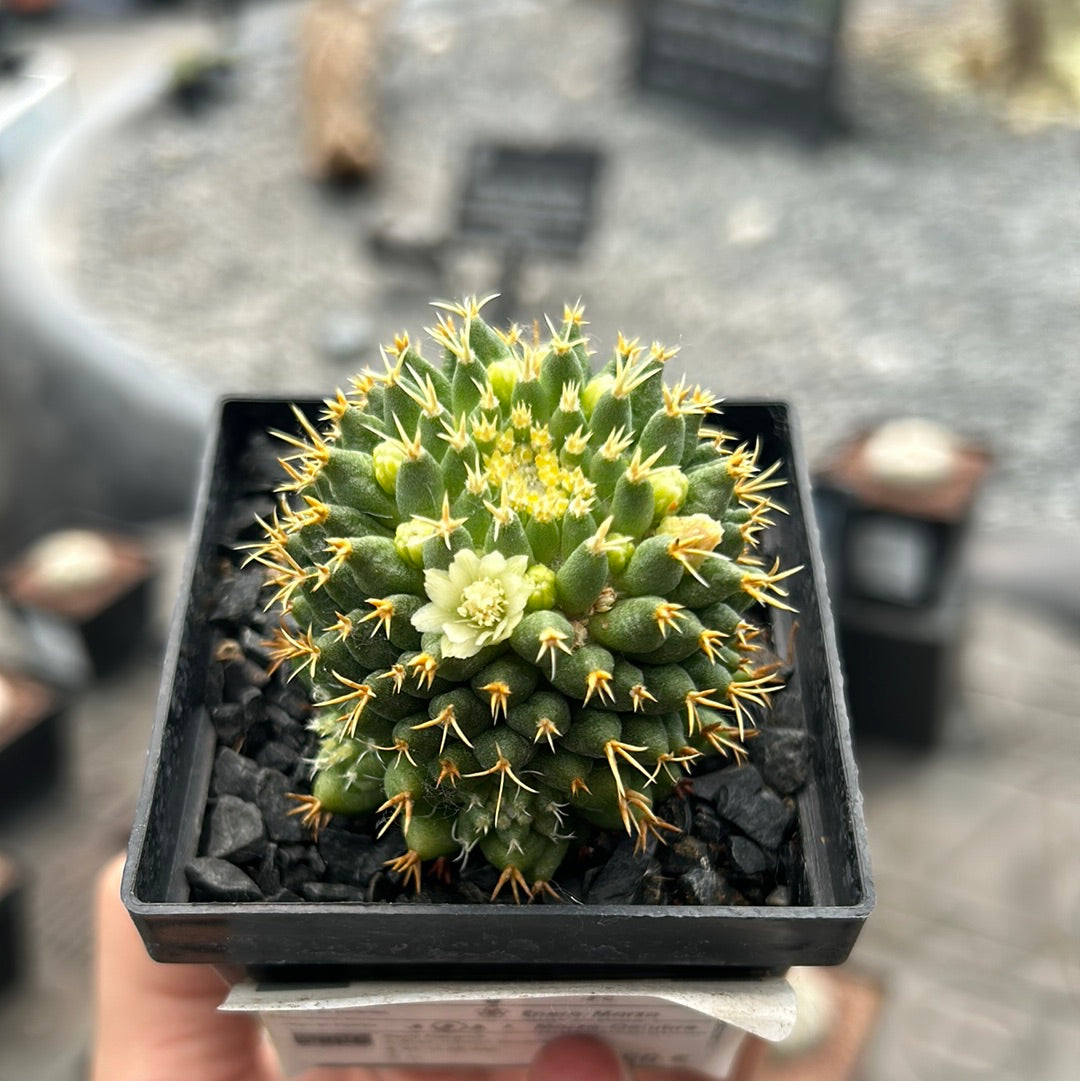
[529,1033,630,1081]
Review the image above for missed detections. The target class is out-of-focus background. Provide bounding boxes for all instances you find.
[0,1,1078,1078]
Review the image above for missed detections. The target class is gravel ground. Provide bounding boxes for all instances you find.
[68,0,1080,529]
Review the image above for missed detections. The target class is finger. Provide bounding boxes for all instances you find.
[301,1068,521,1081]
[635,1071,714,1081]
[636,1032,766,1081]
[529,1035,629,1081]
[91,853,275,1081]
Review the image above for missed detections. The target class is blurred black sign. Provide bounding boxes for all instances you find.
[636,0,845,134]
[457,144,602,258]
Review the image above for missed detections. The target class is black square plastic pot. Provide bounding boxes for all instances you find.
[123,397,873,978]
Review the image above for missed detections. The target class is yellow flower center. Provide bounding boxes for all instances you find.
[483,423,585,520]
[458,577,507,627]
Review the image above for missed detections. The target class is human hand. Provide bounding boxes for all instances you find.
[92,854,748,1081]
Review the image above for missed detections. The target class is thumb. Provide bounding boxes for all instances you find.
[529,1035,629,1081]
[91,853,274,1081]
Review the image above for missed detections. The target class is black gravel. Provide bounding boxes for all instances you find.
[712,765,795,852]
[203,794,266,863]
[186,857,264,903]
[747,727,812,796]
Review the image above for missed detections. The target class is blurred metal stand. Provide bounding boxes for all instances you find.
[814,420,990,749]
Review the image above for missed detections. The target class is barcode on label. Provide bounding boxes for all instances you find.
[294,1032,374,1046]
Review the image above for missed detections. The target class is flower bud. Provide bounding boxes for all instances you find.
[524,563,557,611]
[605,534,635,576]
[486,357,519,407]
[581,373,614,418]
[648,466,689,521]
[655,513,725,569]
[394,519,432,568]
[373,439,406,494]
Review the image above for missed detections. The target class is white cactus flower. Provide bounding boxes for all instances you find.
[412,549,531,659]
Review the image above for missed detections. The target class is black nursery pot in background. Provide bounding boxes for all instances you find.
[122,397,873,978]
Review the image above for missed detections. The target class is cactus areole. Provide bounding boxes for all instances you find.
[248,296,801,902]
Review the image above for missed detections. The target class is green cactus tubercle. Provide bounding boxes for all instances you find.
[246,296,799,902]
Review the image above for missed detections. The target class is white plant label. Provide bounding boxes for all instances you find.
[849,516,932,603]
[223,978,795,1078]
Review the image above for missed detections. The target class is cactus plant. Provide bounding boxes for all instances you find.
[246,296,800,901]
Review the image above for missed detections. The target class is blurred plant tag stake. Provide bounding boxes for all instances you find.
[223,978,795,1077]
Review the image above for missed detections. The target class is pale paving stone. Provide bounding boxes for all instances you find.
[858,962,1056,1081]
[1032,1016,1080,1081]
[854,596,1080,1081]
[961,602,1080,708]
[858,745,1045,882]
[919,790,1079,920]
